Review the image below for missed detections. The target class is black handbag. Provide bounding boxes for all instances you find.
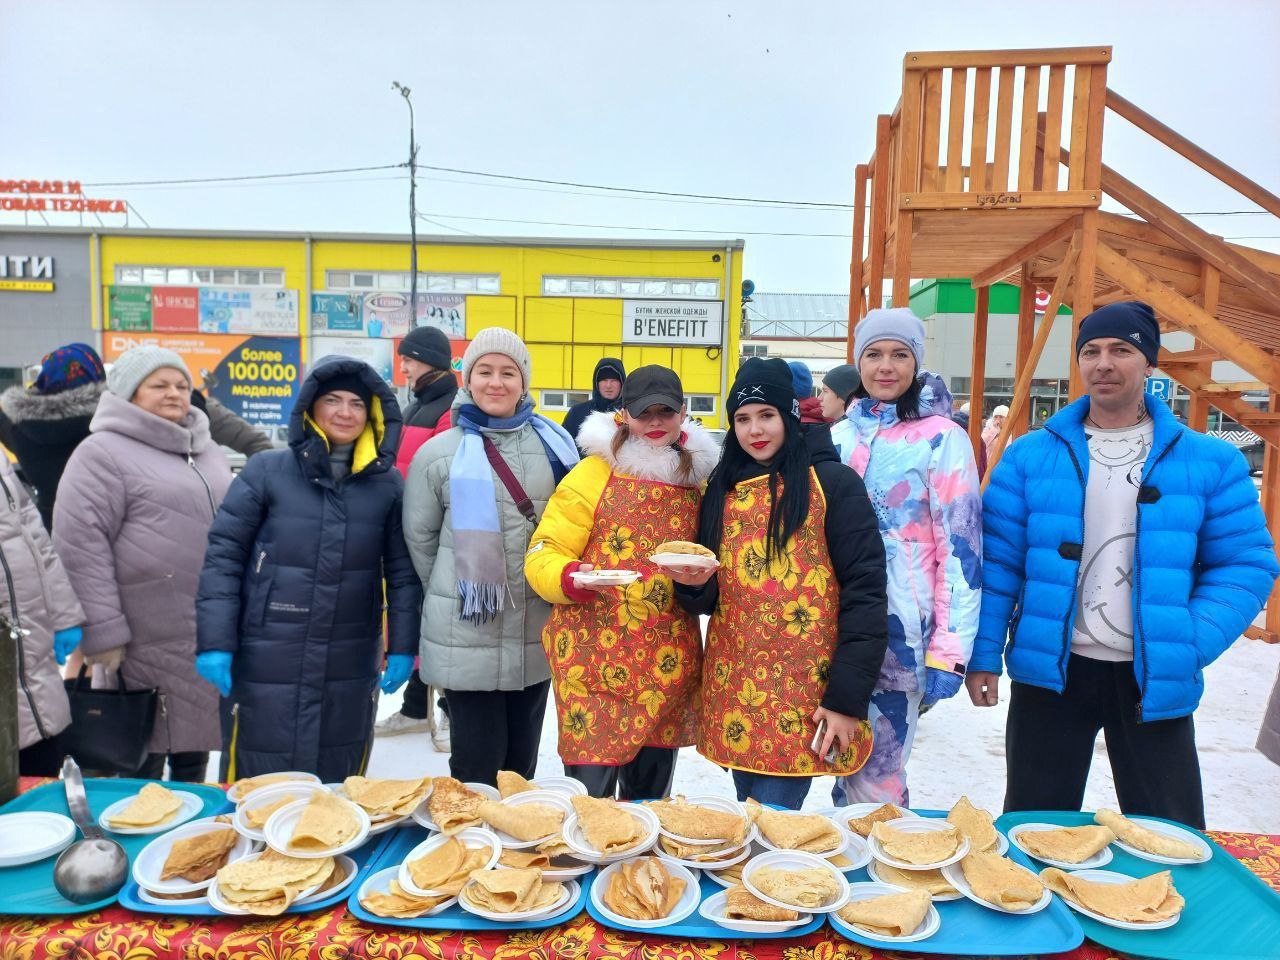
[62,665,158,774]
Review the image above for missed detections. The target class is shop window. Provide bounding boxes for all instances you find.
[262,269,284,285]
[670,280,693,296]
[120,266,143,283]
[114,264,286,286]
[540,390,591,410]
[643,279,667,296]
[377,273,405,290]
[542,275,720,299]
[324,270,500,294]
[143,267,166,283]
[239,270,261,285]
[742,344,769,359]
[593,278,619,295]
[167,268,192,284]
[213,269,236,285]
[688,395,717,416]
[352,273,375,288]
[620,280,643,295]
[569,278,593,294]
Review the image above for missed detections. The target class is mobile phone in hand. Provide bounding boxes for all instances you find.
[809,719,838,764]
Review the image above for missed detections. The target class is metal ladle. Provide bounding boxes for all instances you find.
[52,757,128,904]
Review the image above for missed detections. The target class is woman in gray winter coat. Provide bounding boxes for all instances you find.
[0,455,85,776]
[54,346,232,782]
[403,328,579,786]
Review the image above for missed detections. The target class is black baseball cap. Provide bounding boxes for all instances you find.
[621,365,684,417]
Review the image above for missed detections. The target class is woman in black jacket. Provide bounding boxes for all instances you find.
[195,356,422,782]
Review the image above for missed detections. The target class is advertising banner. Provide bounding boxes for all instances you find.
[309,336,395,384]
[310,291,466,338]
[622,300,724,347]
[102,332,301,428]
[199,288,299,335]
[107,285,151,331]
[360,292,415,339]
[311,292,364,334]
[414,293,466,338]
[151,286,199,332]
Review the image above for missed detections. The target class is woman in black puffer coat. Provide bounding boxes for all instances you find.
[196,356,422,782]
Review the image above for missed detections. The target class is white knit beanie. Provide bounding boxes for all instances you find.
[106,346,192,400]
[462,327,532,388]
[853,307,926,369]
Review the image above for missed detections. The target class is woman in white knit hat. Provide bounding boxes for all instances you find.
[402,328,579,785]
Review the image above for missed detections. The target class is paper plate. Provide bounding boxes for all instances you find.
[829,881,942,944]
[398,828,503,898]
[654,838,752,872]
[357,866,457,918]
[329,779,432,823]
[649,553,719,570]
[410,782,501,832]
[589,858,700,929]
[1109,818,1212,865]
[755,812,850,860]
[138,886,208,907]
[650,795,754,847]
[831,803,923,834]
[263,796,371,858]
[570,569,640,586]
[226,771,321,803]
[697,888,811,934]
[940,859,1052,915]
[233,781,329,842]
[562,803,659,862]
[132,817,257,894]
[206,853,325,916]
[98,790,203,835]
[866,817,969,871]
[742,849,850,915]
[497,854,595,880]
[484,791,573,849]
[1008,823,1115,871]
[294,855,358,905]
[703,863,749,889]
[0,812,75,867]
[866,857,963,901]
[532,776,588,797]
[459,877,579,923]
[1039,868,1182,930]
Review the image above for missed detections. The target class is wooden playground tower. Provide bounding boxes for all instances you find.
[843,46,1280,642]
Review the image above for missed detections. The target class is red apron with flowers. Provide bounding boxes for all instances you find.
[699,469,873,775]
[544,472,703,765]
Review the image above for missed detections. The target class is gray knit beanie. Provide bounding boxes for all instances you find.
[462,327,532,388]
[853,307,926,369]
[106,346,192,400]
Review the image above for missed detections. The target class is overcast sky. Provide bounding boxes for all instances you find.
[3,0,1277,292]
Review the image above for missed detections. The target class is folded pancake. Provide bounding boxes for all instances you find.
[244,794,298,830]
[1041,868,1184,922]
[845,803,907,838]
[478,799,564,842]
[407,837,490,895]
[570,795,643,853]
[342,776,431,818]
[837,889,931,937]
[654,540,717,559]
[1095,810,1204,860]
[717,863,745,886]
[725,884,799,922]
[870,822,961,865]
[948,796,1000,854]
[361,878,452,918]
[108,783,183,828]
[314,859,348,894]
[288,791,360,851]
[1018,825,1115,863]
[536,834,574,858]
[216,850,333,916]
[873,862,958,897]
[750,803,842,853]
[161,827,239,882]
[648,797,746,844]
[658,835,742,861]
[462,867,562,913]
[497,770,537,798]
[603,857,685,920]
[750,865,840,909]
[960,852,1044,910]
[232,773,300,796]
[498,849,551,870]
[428,778,486,835]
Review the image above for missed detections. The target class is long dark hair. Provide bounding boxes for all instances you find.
[853,369,925,421]
[699,413,810,561]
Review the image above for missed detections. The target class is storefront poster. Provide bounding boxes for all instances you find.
[102,332,301,428]
[199,288,299,335]
[391,338,469,387]
[414,293,466,338]
[309,336,395,384]
[151,286,199,332]
[311,292,364,334]
[107,285,151,331]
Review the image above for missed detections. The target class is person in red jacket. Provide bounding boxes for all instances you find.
[394,326,458,478]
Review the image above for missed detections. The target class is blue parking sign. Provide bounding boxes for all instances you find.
[1146,376,1172,401]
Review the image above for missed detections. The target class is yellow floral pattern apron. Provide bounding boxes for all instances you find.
[700,469,873,775]
[544,473,703,765]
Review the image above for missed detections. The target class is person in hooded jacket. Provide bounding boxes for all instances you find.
[195,356,422,782]
[830,308,982,807]
[0,342,106,532]
[789,361,831,432]
[561,357,626,441]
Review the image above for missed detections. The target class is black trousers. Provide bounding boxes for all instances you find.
[443,681,549,787]
[19,732,66,777]
[565,747,678,801]
[401,672,449,721]
[1005,654,1205,828]
[135,751,210,783]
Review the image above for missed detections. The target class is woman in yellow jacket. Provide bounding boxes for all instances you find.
[525,366,719,799]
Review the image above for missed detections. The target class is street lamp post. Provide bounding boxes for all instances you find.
[392,81,419,318]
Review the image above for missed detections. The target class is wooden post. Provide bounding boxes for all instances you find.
[1015,270,1037,439]
[1068,208,1099,400]
[892,71,924,307]
[847,164,869,362]
[969,286,990,461]
[1187,262,1220,431]
[1264,391,1280,642]
[868,115,891,312]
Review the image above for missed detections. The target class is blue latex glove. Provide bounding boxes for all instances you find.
[922,667,964,707]
[380,654,415,694]
[53,627,82,666]
[195,651,233,698]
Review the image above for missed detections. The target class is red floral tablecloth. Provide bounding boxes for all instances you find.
[2,777,1276,960]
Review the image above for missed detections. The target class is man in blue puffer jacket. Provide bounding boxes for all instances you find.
[968,301,1278,828]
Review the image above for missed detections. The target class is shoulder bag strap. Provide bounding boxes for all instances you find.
[481,435,538,523]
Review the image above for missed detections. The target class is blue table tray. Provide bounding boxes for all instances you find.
[997,810,1280,960]
[346,824,592,931]
[825,808,1084,956]
[0,778,230,915]
[117,825,393,917]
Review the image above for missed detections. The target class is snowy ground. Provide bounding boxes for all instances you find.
[351,635,1280,833]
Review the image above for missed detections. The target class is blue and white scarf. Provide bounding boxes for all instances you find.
[451,397,579,622]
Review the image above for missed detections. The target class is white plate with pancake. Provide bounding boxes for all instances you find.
[742,849,850,915]
[531,776,588,797]
[755,812,851,860]
[653,838,752,872]
[940,859,1052,915]
[569,569,640,586]
[649,552,719,570]
[226,771,322,804]
[698,889,811,934]
[866,857,963,901]
[410,781,500,832]
[459,876,579,923]
[831,803,923,835]
[1039,868,1182,930]
[132,817,257,894]
[829,881,942,944]
[294,855,358,905]
[590,858,700,929]
[1007,823,1115,870]
[1109,819,1211,866]
[205,852,327,916]
[866,818,970,871]
[98,790,202,835]
[234,781,330,842]
[651,795,756,847]
[263,796,371,858]
[358,866,457,918]
[562,803,659,863]
[486,790,574,849]
[398,828,503,898]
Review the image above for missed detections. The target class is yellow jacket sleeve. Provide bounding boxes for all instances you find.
[525,456,612,604]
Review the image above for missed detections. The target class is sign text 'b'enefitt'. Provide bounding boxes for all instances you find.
[623,300,724,347]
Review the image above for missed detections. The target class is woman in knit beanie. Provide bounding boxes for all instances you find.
[403,328,580,785]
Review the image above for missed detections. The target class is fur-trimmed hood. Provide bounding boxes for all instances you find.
[576,409,719,486]
[0,382,103,424]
